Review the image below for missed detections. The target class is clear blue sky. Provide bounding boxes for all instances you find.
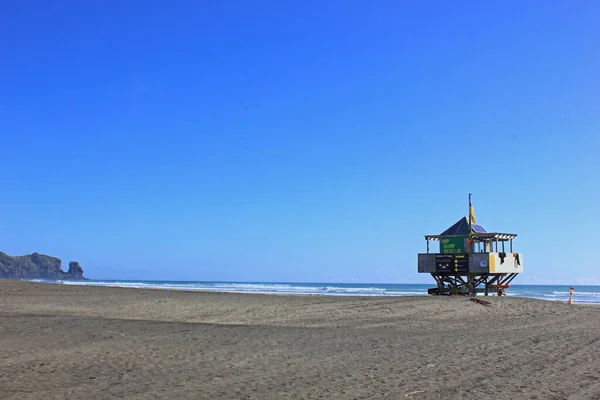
[1,1,598,284]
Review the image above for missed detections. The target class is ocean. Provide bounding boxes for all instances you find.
[30,279,600,305]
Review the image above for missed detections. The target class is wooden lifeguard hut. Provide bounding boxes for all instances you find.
[418,195,523,296]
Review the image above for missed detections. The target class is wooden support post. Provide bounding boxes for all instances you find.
[484,276,488,296]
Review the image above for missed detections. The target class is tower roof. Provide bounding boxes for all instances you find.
[439,217,487,236]
[424,217,516,241]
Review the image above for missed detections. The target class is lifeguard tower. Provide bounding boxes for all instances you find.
[418,197,523,296]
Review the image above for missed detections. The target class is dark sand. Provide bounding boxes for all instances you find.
[1,279,600,399]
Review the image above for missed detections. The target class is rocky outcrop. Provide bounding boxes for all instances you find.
[0,252,87,280]
[67,261,85,280]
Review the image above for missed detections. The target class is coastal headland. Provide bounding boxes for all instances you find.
[0,252,85,280]
[1,279,599,399]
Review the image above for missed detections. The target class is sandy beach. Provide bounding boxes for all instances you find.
[1,280,600,399]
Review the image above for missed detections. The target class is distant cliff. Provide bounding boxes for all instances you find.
[0,252,86,280]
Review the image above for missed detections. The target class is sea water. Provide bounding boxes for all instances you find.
[30,280,600,305]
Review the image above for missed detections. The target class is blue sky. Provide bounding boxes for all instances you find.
[1,1,598,284]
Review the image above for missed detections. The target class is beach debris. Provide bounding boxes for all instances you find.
[469,298,491,306]
[426,363,437,368]
[89,376,96,380]
[405,390,425,397]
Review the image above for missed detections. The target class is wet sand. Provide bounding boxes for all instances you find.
[1,279,600,399]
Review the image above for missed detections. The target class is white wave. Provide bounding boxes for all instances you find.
[211,283,322,292]
[31,280,600,303]
[322,286,387,293]
[553,291,600,297]
[55,280,430,296]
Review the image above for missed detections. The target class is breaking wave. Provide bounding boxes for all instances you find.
[25,280,600,303]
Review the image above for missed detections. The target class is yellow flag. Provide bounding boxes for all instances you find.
[469,201,477,225]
